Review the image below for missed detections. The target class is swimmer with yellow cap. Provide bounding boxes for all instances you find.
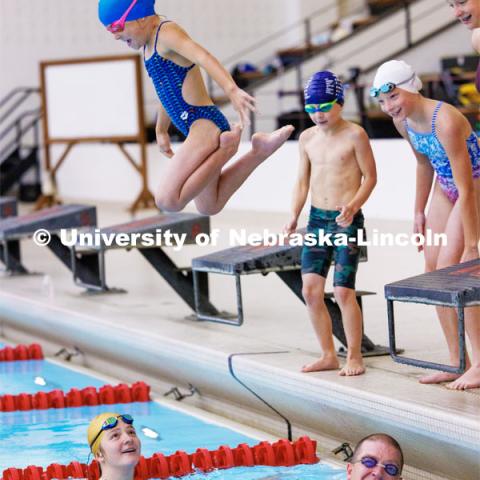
[87,413,141,478]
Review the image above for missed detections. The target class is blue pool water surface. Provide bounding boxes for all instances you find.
[0,360,105,394]
[0,351,346,479]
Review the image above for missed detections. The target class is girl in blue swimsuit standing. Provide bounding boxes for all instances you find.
[371,60,480,390]
[98,0,294,215]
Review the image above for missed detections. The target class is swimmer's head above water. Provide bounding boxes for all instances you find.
[87,412,141,474]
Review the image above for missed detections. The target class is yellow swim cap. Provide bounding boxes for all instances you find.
[87,412,120,455]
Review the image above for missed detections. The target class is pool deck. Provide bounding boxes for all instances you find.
[0,203,479,480]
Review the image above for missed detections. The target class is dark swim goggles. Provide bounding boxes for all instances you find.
[89,414,134,450]
[370,73,415,98]
[359,456,400,476]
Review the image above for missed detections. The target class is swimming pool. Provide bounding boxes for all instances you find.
[0,344,346,479]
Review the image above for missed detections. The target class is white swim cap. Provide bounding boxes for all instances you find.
[373,60,422,94]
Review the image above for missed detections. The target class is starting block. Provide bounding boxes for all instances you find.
[70,213,220,315]
[0,204,102,287]
[385,259,480,373]
[0,197,20,272]
[192,235,388,356]
[0,197,17,219]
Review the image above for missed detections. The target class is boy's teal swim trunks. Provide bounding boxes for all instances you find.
[301,206,364,289]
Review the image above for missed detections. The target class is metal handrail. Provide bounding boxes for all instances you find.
[0,108,41,142]
[0,86,41,166]
[209,0,418,98]
[219,2,338,66]
[0,87,39,110]
[217,0,458,140]
[0,87,40,123]
[322,2,449,77]
[0,110,41,163]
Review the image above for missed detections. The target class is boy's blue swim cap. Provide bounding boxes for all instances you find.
[304,71,344,106]
[98,0,156,27]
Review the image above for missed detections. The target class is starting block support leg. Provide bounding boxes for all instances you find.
[139,247,218,315]
[47,234,104,290]
[0,240,28,274]
[193,271,243,325]
[387,299,466,373]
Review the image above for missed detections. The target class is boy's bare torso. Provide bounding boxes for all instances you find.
[303,122,363,210]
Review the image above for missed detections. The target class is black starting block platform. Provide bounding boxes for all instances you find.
[0,197,19,272]
[385,259,480,373]
[193,236,389,357]
[0,205,101,287]
[0,197,17,218]
[71,213,220,315]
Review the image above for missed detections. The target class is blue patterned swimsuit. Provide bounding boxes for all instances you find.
[405,102,480,203]
[144,20,230,137]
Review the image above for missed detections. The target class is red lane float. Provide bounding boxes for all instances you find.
[254,441,277,466]
[273,439,296,466]
[212,445,235,469]
[233,443,255,467]
[1,437,318,480]
[0,344,43,362]
[294,435,318,464]
[0,382,150,412]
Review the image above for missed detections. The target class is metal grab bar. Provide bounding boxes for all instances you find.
[0,88,40,122]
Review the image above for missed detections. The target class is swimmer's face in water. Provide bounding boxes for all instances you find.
[308,103,343,129]
[347,439,402,480]
[377,88,415,122]
[447,0,479,29]
[95,418,141,468]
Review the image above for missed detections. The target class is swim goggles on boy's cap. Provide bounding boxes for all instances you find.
[371,59,422,98]
[89,414,134,450]
[304,99,338,114]
[356,456,401,477]
[98,0,155,29]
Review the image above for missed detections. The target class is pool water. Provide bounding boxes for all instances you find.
[0,349,346,479]
[185,463,345,479]
[0,360,105,394]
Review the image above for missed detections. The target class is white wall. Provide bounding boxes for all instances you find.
[0,0,332,123]
[0,0,471,129]
[53,138,418,221]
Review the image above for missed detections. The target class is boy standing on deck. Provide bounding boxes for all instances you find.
[284,71,377,376]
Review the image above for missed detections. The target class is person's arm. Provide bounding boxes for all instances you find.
[393,118,434,251]
[156,103,173,157]
[436,109,480,261]
[472,28,480,53]
[284,131,311,234]
[159,22,255,128]
[336,127,377,227]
